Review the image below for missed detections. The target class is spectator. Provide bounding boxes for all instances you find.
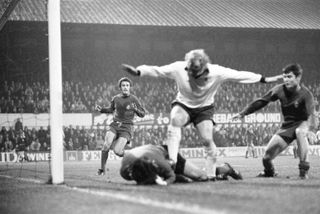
[40,142,49,151]
[30,138,41,151]
[3,134,14,152]
[15,118,23,133]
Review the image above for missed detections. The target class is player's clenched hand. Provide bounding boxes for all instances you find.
[95,105,102,112]
[121,64,140,76]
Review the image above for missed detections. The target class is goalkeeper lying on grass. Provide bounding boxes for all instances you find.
[120,144,242,185]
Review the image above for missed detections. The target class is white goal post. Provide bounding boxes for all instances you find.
[48,0,64,184]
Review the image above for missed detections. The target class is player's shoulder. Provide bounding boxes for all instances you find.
[112,94,123,100]
[207,64,234,76]
[301,84,312,93]
[166,61,187,71]
[172,61,187,67]
[113,94,121,99]
[300,84,314,97]
[129,94,140,101]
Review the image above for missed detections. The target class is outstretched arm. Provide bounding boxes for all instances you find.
[121,64,141,76]
[232,86,279,120]
[238,99,269,118]
[121,63,178,79]
[262,74,283,83]
[220,66,282,84]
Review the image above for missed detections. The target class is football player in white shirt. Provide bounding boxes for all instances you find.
[122,49,282,179]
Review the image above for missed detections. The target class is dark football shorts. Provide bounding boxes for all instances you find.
[276,122,302,144]
[161,145,186,175]
[172,101,215,126]
[109,121,132,142]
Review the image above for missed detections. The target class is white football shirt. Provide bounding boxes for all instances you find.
[137,61,262,108]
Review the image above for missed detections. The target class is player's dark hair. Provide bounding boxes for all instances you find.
[118,77,132,88]
[131,157,158,185]
[282,63,303,77]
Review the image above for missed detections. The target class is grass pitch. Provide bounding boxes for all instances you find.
[1,155,320,214]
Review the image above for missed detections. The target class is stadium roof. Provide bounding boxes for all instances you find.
[4,0,320,29]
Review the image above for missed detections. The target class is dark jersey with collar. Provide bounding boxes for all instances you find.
[241,84,316,129]
[120,145,175,184]
[100,94,145,125]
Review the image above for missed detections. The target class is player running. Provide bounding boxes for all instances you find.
[120,144,242,185]
[122,49,282,180]
[232,64,318,179]
[95,77,146,176]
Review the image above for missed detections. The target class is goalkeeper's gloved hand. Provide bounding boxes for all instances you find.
[121,64,141,76]
[155,175,167,186]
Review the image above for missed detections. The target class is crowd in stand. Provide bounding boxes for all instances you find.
[0,81,50,113]
[1,120,320,153]
[0,121,51,153]
[1,79,320,114]
[0,78,320,151]
[1,53,320,151]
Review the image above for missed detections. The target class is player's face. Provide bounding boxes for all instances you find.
[283,72,300,89]
[187,56,207,78]
[120,81,131,95]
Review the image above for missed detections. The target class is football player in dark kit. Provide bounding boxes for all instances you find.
[95,77,146,176]
[233,64,318,179]
[15,130,29,162]
[120,144,242,185]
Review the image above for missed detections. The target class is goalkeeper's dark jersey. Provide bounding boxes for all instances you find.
[120,145,175,184]
[100,94,145,125]
[241,84,315,129]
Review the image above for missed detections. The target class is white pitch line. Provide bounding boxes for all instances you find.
[71,186,227,214]
[0,175,229,214]
[0,174,43,183]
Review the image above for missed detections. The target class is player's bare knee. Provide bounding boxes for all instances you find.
[102,142,112,151]
[167,125,181,138]
[114,148,124,157]
[295,128,307,138]
[170,116,184,126]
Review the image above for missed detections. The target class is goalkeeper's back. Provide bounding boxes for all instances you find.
[120,145,175,184]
